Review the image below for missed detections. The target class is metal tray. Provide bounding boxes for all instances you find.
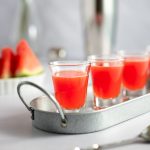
[17,81,150,134]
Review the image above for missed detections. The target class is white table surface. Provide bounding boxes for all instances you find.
[1,71,150,150]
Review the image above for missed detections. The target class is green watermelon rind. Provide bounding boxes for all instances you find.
[15,67,44,77]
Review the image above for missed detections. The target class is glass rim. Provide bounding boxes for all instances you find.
[88,55,124,62]
[49,60,91,66]
[117,50,149,57]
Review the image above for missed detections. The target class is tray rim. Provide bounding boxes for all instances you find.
[30,93,150,115]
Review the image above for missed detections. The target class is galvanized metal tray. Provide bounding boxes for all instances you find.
[17,81,150,134]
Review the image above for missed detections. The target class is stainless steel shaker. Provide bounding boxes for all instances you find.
[82,0,117,56]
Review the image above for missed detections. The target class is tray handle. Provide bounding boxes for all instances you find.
[17,81,67,128]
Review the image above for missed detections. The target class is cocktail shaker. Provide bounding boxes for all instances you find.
[82,0,117,56]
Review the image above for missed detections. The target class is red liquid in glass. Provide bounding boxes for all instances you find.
[123,58,149,90]
[52,70,88,110]
[149,59,150,77]
[91,63,123,99]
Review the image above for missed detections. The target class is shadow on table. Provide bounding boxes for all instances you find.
[0,110,63,139]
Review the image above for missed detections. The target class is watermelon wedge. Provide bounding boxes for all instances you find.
[0,48,15,78]
[15,39,43,77]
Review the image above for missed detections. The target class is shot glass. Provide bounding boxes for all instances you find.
[119,51,149,99]
[145,48,150,92]
[49,61,90,111]
[89,55,124,109]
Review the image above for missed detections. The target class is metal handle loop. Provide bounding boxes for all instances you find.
[17,81,67,127]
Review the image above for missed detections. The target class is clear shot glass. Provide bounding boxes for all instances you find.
[118,51,149,99]
[49,61,90,112]
[88,55,124,109]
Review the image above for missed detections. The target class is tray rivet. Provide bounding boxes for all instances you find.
[61,118,67,128]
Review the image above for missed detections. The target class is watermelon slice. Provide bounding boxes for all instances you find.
[0,48,15,78]
[15,39,43,77]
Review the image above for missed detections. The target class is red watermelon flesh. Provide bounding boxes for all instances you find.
[15,39,43,77]
[0,48,15,78]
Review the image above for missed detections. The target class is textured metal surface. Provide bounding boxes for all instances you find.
[29,93,150,134]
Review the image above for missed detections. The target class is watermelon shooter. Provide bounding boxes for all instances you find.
[49,61,90,111]
[122,52,149,98]
[89,55,124,109]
